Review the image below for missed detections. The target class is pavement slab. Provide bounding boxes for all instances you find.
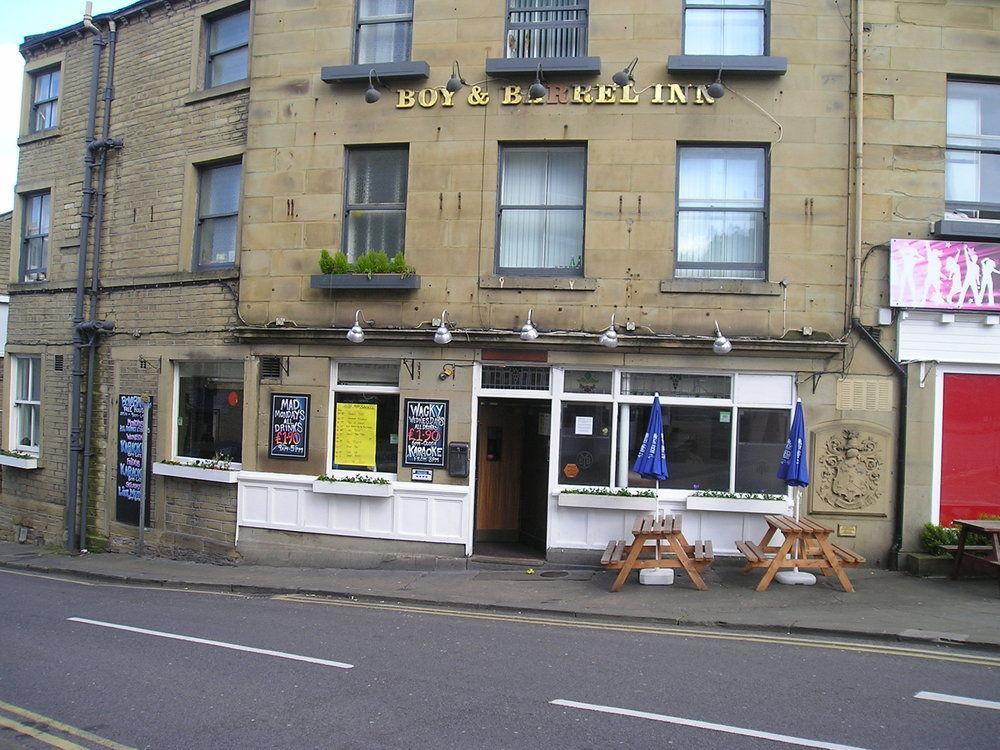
[2,542,998,649]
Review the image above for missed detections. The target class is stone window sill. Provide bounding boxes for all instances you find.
[484,56,601,76]
[480,276,597,291]
[18,129,60,146]
[183,80,250,106]
[932,218,1000,242]
[660,279,782,296]
[321,61,430,84]
[667,55,788,76]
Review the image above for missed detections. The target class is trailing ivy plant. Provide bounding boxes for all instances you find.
[0,448,36,459]
[691,490,786,501]
[316,473,391,486]
[560,487,657,498]
[160,454,234,471]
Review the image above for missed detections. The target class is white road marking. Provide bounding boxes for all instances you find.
[67,617,353,669]
[915,691,1000,711]
[550,699,871,750]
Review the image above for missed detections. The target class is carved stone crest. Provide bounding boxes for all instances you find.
[809,424,890,517]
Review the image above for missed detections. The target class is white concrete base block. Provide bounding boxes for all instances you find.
[639,568,674,585]
[775,570,817,585]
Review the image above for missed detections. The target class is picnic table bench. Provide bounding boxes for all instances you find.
[601,514,713,592]
[950,519,1000,592]
[737,514,864,592]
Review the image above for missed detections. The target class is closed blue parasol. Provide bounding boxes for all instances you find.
[633,394,668,481]
[775,398,815,585]
[777,399,809,488]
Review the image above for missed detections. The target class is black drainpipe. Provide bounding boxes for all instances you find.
[852,321,907,570]
[65,16,106,550]
[78,17,122,551]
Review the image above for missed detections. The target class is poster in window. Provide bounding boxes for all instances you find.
[115,394,152,527]
[334,402,378,468]
[269,393,310,460]
[403,399,448,468]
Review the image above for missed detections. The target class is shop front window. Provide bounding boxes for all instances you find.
[558,402,612,486]
[176,361,244,463]
[734,407,789,493]
[331,362,400,474]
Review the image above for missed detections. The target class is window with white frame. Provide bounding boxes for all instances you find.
[344,145,408,263]
[354,0,414,65]
[675,145,767,280]
[175,361,244,463]
[504,0,589,59]
[330,362,400,474]
[30,66,60,133]
[21,191,50,282]
[497,144,586,275]
[205,4,250,88]
[548,368,791,494]
[11,355,41,453]
[946,79,1000,221]
[683,0,767,57]
[195,160,242,270]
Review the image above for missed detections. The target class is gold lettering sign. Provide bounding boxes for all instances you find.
[395,83,715,109]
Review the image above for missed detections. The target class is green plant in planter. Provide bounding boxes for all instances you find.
[319,249,352,275]
[692,490,786,501]
[920,522,989,555]
[389,252,414,275]
[354,251,392,277]
[317,473,391,485]
[560,487,657,498]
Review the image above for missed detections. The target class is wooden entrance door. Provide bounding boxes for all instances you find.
[475,401,524,541]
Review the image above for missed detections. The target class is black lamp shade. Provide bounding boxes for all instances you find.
[612,69,631,87]
[364,85,382,104]
[707,81,725,99]
[528,81,547,100]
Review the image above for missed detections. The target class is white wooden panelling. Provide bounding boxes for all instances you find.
[897,311,1000,364]
[237,472,470,547]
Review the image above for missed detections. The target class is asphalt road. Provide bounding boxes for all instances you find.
[0,568,998,750]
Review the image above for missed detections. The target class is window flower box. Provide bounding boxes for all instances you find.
[686,493,788,515]
[152,461,240,484]
[0,452,39,470]
[310,274,421,291]
[558,490,657,512]
[312,476,394,498]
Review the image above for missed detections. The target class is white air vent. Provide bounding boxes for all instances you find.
[836,378,892,412]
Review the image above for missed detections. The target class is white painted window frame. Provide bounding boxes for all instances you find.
[325,360,401,481]
[170,360,245,469]
[10,354,41,454]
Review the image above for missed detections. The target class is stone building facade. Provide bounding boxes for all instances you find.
[11,0,992,568]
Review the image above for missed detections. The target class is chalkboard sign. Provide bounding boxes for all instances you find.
[403,399,448,468]
[269,393,310,460]
[115,394,152,527]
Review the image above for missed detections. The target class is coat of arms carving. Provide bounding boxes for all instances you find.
[817,429,883,511]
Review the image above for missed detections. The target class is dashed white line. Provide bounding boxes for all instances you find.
[550,699,871,750]
[67,617,353,669]
[915,691,1000,711]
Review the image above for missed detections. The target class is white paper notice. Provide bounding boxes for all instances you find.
[575,416,594,435]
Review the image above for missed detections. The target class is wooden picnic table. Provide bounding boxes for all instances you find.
[600,514,714,592]
[736,514,864,593]
[950,519,1000,591]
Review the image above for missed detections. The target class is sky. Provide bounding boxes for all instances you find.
[0,1,122,212]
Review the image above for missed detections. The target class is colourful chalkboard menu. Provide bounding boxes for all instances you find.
[269,394,310,460]
[115,394,151,527]
[403,399,448,468]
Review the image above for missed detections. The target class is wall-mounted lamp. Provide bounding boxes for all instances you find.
[528,64,547,101]
[612,57,639,87]
[707,69,725,99]
[598,313,619,348]
[434,309,453,345]
[520,308,539,341]
[713,321,732,355]
[347,309,371,343]
[446,61,466,93]
[364,69,384,103]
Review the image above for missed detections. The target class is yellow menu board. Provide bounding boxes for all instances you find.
[334,402,377,468]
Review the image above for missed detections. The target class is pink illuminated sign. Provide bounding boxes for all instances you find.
[890,238,1000,311]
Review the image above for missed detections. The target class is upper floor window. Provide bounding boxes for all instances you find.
[497,144,586,276]
[946,79,1000,221]
[504,0,589,59]
[675,145,767,280]
[683,0,767,56]
[30,67,60,133]
[344,145,408,262]
[21,191,50,282]
[354,0,414,65]
[205,6,250,88]
[11,355,41,454]
[195,160,242,270]
[176,361,244,463]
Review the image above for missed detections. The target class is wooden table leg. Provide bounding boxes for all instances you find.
[757,533,795,592]
[610,535,646,592]
[817,534,854,593]
[666,533,707,591]
[951,525,969,580]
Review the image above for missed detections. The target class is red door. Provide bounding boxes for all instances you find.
[940,374,1000,525]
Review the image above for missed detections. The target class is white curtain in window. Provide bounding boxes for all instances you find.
[684,1,765,56]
